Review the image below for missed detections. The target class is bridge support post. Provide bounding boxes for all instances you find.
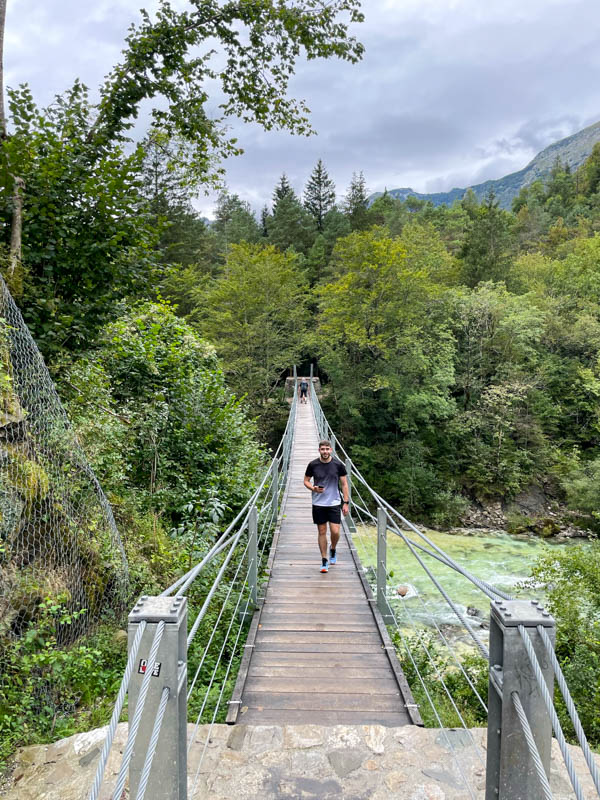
[248,506,258,610]
[345,457,357,533]
[128,596,188,800]
[271,460,279,523]
[485,600,555,800]
[376,508,393,624]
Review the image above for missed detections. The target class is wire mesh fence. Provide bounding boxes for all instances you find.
[0,274,128,646]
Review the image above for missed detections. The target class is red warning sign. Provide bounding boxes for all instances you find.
[137,659,162,677]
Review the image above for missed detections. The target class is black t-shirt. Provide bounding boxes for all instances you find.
[300,381,308,391]
[305,457,347,506]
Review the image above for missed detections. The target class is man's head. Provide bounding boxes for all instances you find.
[318,440,333,461]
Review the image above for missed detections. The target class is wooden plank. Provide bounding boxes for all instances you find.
[242,691,402,712]
[260,605,371,615]
[248,666,393,679]
[258,622,376,633]
[253,642,382,654]
[255,631,382,644]
[244,677,401,695]
[250,651,391,668]
[238,708,410,726]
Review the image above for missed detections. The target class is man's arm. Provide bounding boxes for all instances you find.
[304,475,324,494]
[340,475,349,507]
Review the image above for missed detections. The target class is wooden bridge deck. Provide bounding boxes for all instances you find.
[229,398,419,726]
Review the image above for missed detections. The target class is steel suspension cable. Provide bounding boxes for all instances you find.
[88,621,147,800]
[511,691,554,800]
[518,626,584,800]
[382,561,488,713]
[135,686,170,800]
[187,537,251,700]
[388,603,478,799]
[112,621,166,800]
[387,569,486,769]
[537,626,600,795]
[382,508,489,659]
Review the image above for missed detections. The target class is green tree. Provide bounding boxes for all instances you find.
[71,303,263,520]
[1,84,159,357]
[272,173,294,211]
[93,0,364,178]
[460,191,513,286]
[304,159,336,231]
[343,171,370,231]
[140,131,212,268]
[268,189,317,255]
[214,191,261,252]
[196,243,309,405]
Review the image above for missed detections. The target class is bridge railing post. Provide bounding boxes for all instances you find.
[376,508,393,623]
[486,600,555,800]
[271,459,279,523]
[248,505,258,610]
[127,596,188,800]
[345,457,356,533]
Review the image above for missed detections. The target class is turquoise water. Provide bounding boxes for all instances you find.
[353,525,574,631]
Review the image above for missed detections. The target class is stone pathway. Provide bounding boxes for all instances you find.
[4,723,599,799]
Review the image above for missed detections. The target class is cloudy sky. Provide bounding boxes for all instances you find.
[5,0,600,216]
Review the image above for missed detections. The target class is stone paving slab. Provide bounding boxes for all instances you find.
[3,723,599,799]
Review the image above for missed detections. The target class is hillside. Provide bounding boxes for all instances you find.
[372,119,600,209]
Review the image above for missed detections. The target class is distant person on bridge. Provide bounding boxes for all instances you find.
[304,440,350,573]
[299,378,309,403]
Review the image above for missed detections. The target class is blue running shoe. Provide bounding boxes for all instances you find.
[320,560,329,573]
[329,549,337,565]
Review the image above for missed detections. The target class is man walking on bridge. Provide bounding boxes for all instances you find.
[304,440,349,573]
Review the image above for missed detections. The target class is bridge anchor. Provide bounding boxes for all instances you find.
[485,599,555,800]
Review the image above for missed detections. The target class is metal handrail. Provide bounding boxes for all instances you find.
[309,377,600,799]
[90,373,298,800]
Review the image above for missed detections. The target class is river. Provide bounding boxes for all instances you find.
[353,524,577,634]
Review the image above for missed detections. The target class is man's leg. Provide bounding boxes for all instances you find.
[329,522,340,554]
[317,523,328,558]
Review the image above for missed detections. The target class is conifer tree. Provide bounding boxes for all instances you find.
[343,171,370,231]
[273,173,293,212]
[304,159,336,231]
[260,205,271,238]
[214,191,260,249]
[269,187,317,255]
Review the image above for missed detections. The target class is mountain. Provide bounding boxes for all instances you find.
[371,120,600,210]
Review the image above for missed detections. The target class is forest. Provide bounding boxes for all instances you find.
[1,0,600,768]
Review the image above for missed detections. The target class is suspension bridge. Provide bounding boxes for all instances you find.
[78,372,600,800]
[1,286,599,800]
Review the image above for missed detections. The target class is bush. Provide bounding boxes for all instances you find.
[393,629,488,729]
[525,543,600,745]
[0,601,127,767]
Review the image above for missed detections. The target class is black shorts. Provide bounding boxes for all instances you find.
[312,504,341,525]
[300,388,307,396]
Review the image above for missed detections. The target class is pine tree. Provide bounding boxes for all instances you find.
[304,159,336,231]
[273,173,293,212]
[214,191,261,251]
[460,191,513,286]
[260,205,271,238]
[268,190,317,255]
[343,171,370,231]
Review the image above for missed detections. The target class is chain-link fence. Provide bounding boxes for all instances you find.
[0,274,128,644]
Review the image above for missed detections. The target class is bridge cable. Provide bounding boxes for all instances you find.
[512,690,554,800]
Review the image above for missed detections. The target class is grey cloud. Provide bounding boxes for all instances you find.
[4,0,600,213]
